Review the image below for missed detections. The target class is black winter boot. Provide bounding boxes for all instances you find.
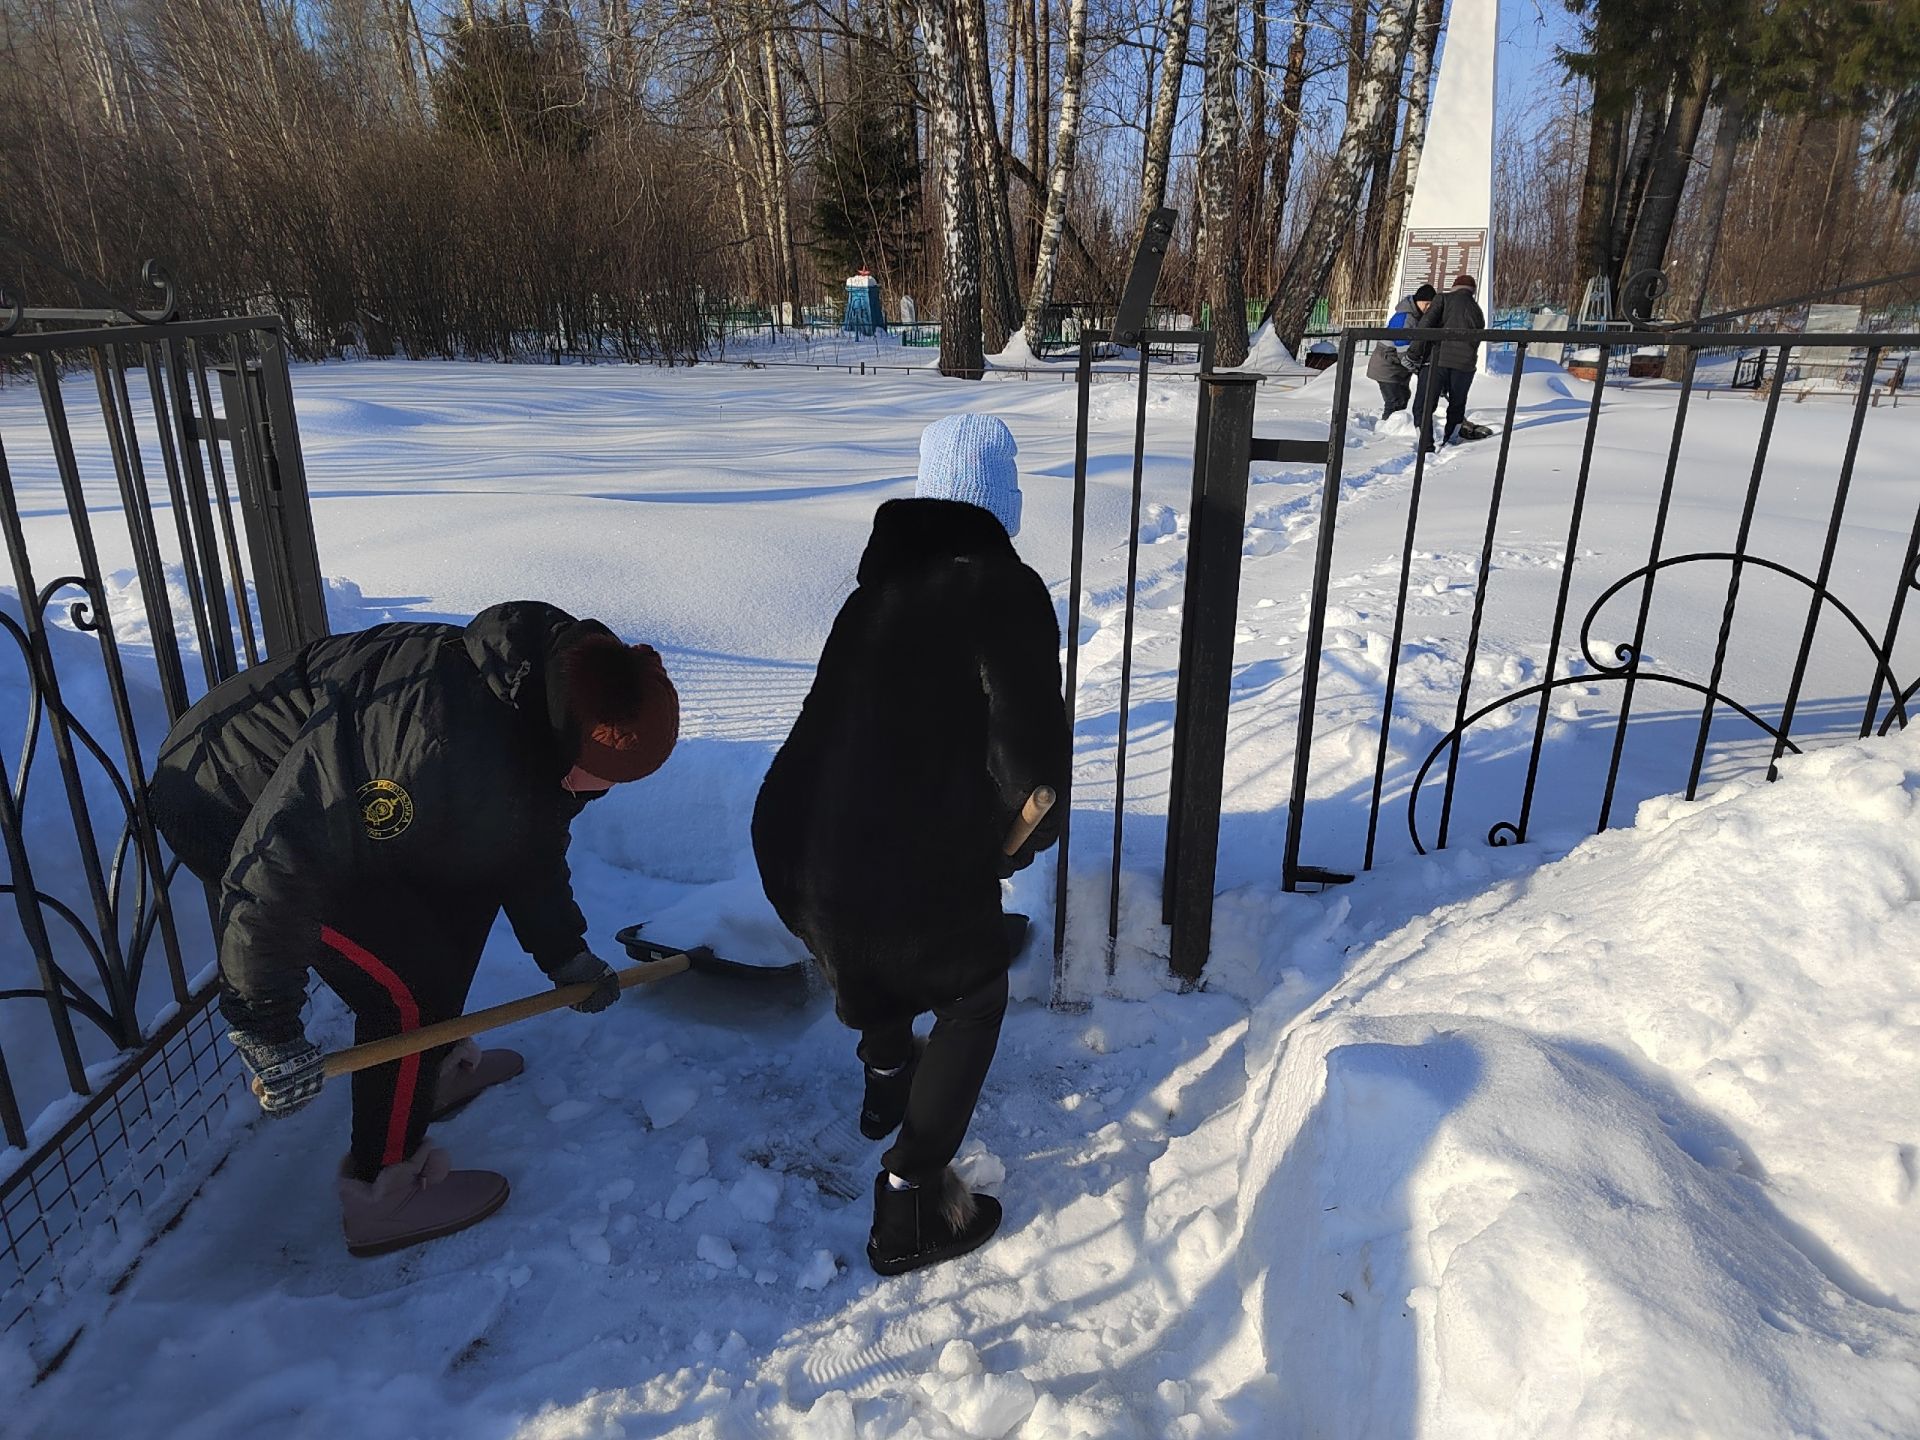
[866,1168,1002,1276]
[859,1038,925,1140]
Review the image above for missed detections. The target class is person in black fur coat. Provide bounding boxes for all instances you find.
[752,413,1068,1275]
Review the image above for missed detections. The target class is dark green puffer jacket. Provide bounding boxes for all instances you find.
[149,601,611,1039]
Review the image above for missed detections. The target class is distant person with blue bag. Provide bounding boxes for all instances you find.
[1365,283,1436,421]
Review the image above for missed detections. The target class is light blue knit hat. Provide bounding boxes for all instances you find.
[915,414,1022,537]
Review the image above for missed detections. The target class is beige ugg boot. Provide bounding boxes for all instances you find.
[430,1037,525,1120]
[336,1143,509,1258]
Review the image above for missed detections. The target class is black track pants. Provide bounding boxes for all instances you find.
[309,913,488,1181]
[1421,366,1475,450]
[859,970,1009,1185]
[154,783,491,1182]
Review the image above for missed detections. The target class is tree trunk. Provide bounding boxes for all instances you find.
[1346,0,1368,110]
[1665,86,1746,378]
[1021,0,1052,264]
[1621,51,1711,322]
[1269,0,1312,256]
[1245,0,1269,296]
[1325,0,1373,310]
[1375,0,1442,299]
[381,0,427,118]
[1199,0,1248,365]
[1004,0,1021,158]
[1038,0,1052,179]
[721,76,767,310]
[918,0,985,377]
[1609,94,1664,289]
[1683,89,1746,322]
[1356,143,1396,311]
[734,63,786,323]
[1812,113,1864,286]
[1262,0,1416,349]
[1573,105,1624,310]
[959,0,1021,346]
[1138,0,1193,222]
[75,0,129,131]
[1024,0,1045,262]
[600,0,631,99]
[1022,0,1090,350]
[759,30,802,324]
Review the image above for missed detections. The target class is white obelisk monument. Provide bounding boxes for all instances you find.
[1387,0,1500,311]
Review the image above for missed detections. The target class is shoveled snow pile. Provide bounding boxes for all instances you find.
[1242,321,1309,375]
[1218,726,1920,1437]
[988,331,1042,368]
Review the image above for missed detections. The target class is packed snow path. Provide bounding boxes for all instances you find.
[2,358,1916,1436]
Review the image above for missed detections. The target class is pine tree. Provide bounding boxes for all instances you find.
[433,7,593,158]
[812,80,922,285]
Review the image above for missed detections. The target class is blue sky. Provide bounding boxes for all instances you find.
[1498,0,1584,113]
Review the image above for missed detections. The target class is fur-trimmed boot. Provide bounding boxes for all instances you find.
[866,1167,1001,1275]
[859,1038,925,1140]
[430,1037,525,1121]
[337,1144,509,1258]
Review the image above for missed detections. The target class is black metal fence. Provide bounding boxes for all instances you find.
[0,294,327,1359]
[1277,327,1920,891]
[8,272,1914,1361]
[1036,302,1199,362]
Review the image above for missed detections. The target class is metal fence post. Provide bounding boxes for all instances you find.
[1165,371,1262,982]
[215,347,329,656]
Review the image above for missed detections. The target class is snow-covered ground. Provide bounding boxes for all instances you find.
[0,353,1915,1436]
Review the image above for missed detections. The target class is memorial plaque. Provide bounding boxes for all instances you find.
[1395,228,1487,298]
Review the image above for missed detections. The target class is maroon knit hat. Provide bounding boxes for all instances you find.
[562,635,678,783]
[1452,273,1478,291]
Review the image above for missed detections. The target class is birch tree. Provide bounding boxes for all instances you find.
[918,0,985,377]
[1020,0,1088,351]
[958,0,1020,345]
[1198,0,1247,365]
[1244,0,1270,295]
[1137,0,1193,224]
[1267,0,1312,262]
[1261,0,1416,349]
[1370,0,1443,298]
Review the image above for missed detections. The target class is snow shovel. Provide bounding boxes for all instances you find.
[274,787,1058,1087]
[616,784,1057,985]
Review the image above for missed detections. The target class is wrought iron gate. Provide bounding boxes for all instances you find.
[1279,325,1920,890]
[0,275,328,1364]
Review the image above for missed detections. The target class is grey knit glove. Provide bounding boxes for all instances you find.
[550,950,622,1013]
[229,1028,325,1117]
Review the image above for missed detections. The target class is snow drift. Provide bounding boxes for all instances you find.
[1224,728,1920,1436]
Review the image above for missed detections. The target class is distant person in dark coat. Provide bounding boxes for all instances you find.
[1366,284,1437,420]
[1410,273,1488,452]
[752,413,1069,1276]
[148,602,678,1256]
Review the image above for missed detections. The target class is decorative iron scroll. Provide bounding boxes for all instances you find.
[0,582,169,1052]
[1408,553,1914,854]
[0,232,177,332]
[1622,268,1670,324]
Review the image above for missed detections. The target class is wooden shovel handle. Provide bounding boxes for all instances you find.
[1003,786,1057,856]
[266,790,1056,1096]
[260,954,692,1092]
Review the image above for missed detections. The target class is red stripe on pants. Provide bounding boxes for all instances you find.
[320,925,421,1168]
